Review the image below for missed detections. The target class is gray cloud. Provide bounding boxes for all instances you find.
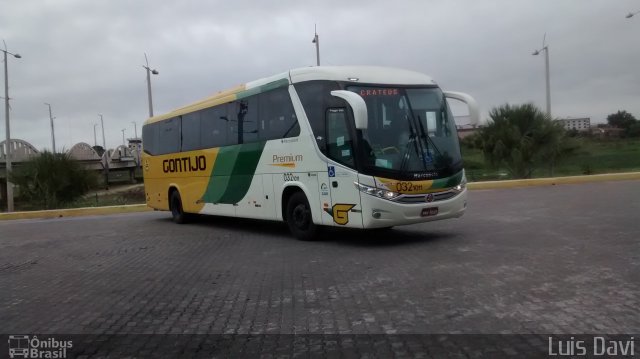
[2,0,639,151]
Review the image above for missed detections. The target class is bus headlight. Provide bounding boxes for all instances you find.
[452,175,467,192]
[354,182,400,200]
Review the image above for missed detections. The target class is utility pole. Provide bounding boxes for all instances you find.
[99,114,109,189]
[45,103,56,153]
[143,53,159,118]
[532,34,551,118]
[2,41,21,212]
[312,25,320,66]
[93,123,98,147]
[131,121,140,168]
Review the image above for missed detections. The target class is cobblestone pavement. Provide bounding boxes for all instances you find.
[0,181,638,356]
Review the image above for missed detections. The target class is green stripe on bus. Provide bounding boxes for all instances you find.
[201,142,266,204]
[236,78,289,99]
[432,170,463,189]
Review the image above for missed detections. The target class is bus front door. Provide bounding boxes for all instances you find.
[325,164,363,228]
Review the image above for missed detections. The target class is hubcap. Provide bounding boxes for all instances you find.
[292,204,309,228]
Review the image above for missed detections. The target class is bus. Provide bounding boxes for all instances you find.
[142,66,479,240]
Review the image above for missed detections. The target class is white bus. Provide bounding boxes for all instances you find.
[142,66,479,240]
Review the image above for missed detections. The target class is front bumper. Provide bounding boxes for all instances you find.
[359,188,467,228]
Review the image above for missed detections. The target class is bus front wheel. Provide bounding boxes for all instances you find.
[170,190,189,224]
[286,192,318,241]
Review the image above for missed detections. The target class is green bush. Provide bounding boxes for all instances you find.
[10,151,99,209]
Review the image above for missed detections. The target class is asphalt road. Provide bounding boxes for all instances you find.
[0,180,638,356]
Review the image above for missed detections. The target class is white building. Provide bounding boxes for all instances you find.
[557,117,590,132]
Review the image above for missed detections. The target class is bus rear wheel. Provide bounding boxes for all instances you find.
[170,190,189,224]
[286,192,318,241]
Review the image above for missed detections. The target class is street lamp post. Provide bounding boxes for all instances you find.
[99,114,109,189]
[625,10,640,18]
[143,53,159,118]
[131,121,140,168]
[312,25,320,66]
[532,34,551,118]
[2,41,21,212]
[93,123,98,147]
[44,103,56,153]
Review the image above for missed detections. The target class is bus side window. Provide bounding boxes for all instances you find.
[142,123,159,155]
[157,117,181,155]
[326,108,354,167]
[259,87,300,141]
[201,106,229,148]
[237,97,259,144]
[182,112,201,151]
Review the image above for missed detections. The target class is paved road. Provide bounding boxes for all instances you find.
[0,181,638,356]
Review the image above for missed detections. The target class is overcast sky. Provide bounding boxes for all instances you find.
[1,0,639,151]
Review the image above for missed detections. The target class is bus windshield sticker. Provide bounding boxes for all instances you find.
[328,166,335,177]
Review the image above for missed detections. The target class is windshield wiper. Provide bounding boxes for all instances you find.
[399,119,422,173]
[415,114,442,165]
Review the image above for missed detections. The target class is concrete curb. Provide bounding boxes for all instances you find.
[467,171,640,190]
[0,204,152,221]
[1,172,638,221]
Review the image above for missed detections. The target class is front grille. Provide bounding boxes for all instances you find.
[395,190,460,204]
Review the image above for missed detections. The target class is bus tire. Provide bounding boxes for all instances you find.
[170,190,189,224]
[286,191,318,241]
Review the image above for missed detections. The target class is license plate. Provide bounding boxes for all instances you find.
[421,207,438,217]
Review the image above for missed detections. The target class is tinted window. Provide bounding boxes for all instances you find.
[201,106,228,148]
[259,87,300,140]
[181,112,201,152]
[157,117,181,155]
[294,81,342,153]
[142,123,159,155]
[326,108,354,167]
[236,97,259,144]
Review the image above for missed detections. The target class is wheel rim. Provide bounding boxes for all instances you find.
[172,197,180,217]
[292,203,310,229]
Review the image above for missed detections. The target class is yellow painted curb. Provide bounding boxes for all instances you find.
[467,172,640,190]
[0,204,152,221]
[1,172,638,220]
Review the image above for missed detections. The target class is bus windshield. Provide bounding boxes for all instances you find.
[348,86,462,177]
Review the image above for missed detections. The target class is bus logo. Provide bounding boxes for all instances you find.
[426,193,434,202]
[8,335,29,358]
[324,203,356,225]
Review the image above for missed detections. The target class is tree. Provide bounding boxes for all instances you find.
[606,110,637,130]
[10,151,98,209]
[478,103,575,178]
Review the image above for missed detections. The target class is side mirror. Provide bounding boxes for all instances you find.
[443,91,480,126]
[330,90,368,130]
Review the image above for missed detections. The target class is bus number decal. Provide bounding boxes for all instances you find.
[162,155,207,173]
[283,172,299,182]
[395,181,423,193]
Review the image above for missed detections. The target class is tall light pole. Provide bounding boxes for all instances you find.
[93,123,98,147]
[131,121,140,167]
[312,25,320,66]
[99,114,109,189]
[44,103,56,153]
[143,53,159,118]
[625,10,640,18]
[2,41,21,212]
[532,34,551,118]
